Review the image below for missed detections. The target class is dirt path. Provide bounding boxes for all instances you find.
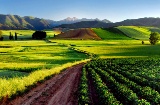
[6,63,84,105]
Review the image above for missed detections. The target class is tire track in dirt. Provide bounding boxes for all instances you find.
[7,63,84,105]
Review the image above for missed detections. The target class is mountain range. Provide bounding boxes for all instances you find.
[0,14,111,30]
[56,17,160,29]
[1,14,160,30]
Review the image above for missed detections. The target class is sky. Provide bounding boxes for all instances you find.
[0,0,160,22]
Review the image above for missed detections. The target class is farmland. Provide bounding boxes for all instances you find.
[92,28,131,40]
[0,40,88,101]
[79,58,160,104]
[0,27,160,105]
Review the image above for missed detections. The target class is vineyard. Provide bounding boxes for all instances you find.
[79,58,160,105]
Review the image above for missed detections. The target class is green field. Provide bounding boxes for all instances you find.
[79,58,160,104]
[0,27,160,103]
[51,40,160,58]
[93,28,131,40]
[117,26,151,40]
[1,30,57,40]
[0,40,88,99]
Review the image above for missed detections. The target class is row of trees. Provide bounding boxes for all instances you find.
[0,30,47,41]
[9,32,17,40]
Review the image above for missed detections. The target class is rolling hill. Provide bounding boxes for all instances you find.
[92,28,131,40]
[117,26,151,40]
[54,28,101,40]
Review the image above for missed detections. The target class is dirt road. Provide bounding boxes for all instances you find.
[6,63,83,105]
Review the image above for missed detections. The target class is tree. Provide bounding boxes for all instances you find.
[142,41,144,45]
[15,32,17,40]
[0,30,3,41]
[149,32,160,45]
[32,31,46,39]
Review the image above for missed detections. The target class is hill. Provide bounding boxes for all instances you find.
[92,28,131,40]
[54,28,101,40]
[117,26,151,40]
[0,14,52,30]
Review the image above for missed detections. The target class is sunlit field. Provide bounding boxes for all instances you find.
[1,30,57,40]
[0,40,88,99]
[51,40,160,58]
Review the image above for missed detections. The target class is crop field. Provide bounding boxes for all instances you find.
[92,28,131,40]
[0,40,88,100]
[117,26,151,40]
[79,58,160,104]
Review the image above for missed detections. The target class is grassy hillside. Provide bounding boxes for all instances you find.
[146,27,160,33]
[92,28,131,40]
[117,26,151,40]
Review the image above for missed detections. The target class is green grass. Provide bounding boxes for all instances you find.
[92,28,131,40]
[117,26,151,40]
[51,40,160,58]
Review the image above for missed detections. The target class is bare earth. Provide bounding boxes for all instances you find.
[5,63,84,105]
[54,28,101,40]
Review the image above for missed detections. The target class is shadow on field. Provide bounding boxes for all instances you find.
[0,70,28,79]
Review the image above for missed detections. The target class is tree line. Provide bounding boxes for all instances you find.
[0,30,47,41]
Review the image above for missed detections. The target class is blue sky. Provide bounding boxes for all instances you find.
[0,0,160,22]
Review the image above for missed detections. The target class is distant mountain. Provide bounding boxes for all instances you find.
[56,17,160,29]
[114,18,160,27]
[47,17,112,27]
[0,14,52,30]
[55,21,113,29]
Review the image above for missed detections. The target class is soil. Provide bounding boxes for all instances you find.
[3,63,84,105]
[54,28,101,40]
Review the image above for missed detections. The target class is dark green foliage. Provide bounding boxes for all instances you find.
[0,30,3,41]
[32,31,46,39]
[78,68,90,105]
[149,32,160,45]
[15,32,17,40]
[88,68,121,105]
[9,32,14,40]
[83,58,160,104]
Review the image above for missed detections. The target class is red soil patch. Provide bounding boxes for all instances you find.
[54,28,101,40]
[3,63,84,105]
